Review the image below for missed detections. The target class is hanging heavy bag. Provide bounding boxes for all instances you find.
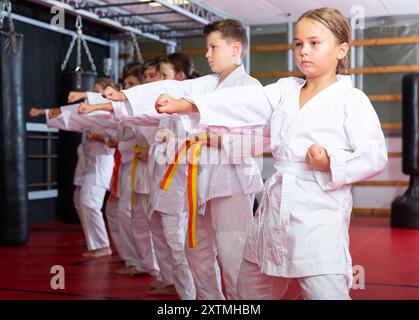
[57,16,97,223]
[391,73,419,228]
[0,5,29,245]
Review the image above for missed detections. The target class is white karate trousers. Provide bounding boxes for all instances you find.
[185,193,254,300]
[73,182,109,251]
[104,196,124,258]
[115,163,143,269]
[237,259,351,300]
[149,211,196,300]
[132,193,159,273]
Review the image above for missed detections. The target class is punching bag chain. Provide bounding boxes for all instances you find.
[130,32,143,64]
[61,15,97,74]
[0,0,17,53]
[0,0,11,25]
[0,0,11,28]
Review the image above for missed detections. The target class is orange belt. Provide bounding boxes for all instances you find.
[160,134,207,248]
[108,149,121,203]
[131,144,149,206]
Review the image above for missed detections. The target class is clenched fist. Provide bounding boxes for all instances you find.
[305,144,330,172]
[85,130,95,140]
[155,94,197,114]
[155,94,175,114]
[78,102,95,114]
[104,137,118,148]
[102,86,127,101]
[48,108,61,119]
[29,108,45,117]
[68,91,87,103]
[155,128,171,143]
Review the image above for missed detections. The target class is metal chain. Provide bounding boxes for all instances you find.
[75,15,82,30]
[76,36,81,71]
[60,15,97,74]
[0,0,11,26]
[0,0,5,25]
[0,0,17,53]
[7,0,14,33]
[81,36,97,73]
[76,15,82,70]
[130,32,143,63]
[60,34,77,71]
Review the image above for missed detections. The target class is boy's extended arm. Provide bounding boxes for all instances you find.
[78,102,113,114]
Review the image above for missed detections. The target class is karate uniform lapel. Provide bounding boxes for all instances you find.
[216,65,246,89]
[283,76,352,142]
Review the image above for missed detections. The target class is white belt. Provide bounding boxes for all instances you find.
[260,161,316,226]
[273,161,316,181]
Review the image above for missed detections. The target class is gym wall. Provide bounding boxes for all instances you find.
[11,0,116,223]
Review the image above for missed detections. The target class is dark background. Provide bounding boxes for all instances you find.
[10,0,119,223]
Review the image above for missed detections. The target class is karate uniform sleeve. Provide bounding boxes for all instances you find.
[218,128,271,163]
[85,92,109,104]
[120,79,201,117]
[109,100,133,120]
[59,105,99,132]
[119,114,164,128]
[45,104,79,130]
[184,80,285,130]
[46,103,115,134]
[67,108,118,132]
[114,77,210,126]
[45,109,66,130]
[314,90,388,190]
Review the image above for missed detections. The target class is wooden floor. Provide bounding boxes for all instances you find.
[0,217,418,300]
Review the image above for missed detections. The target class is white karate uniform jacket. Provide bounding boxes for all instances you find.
[46,93,116,189]
[180,75,388,282]
[116,124,157,197]
[116,65,264,215]
[61,95,156,196]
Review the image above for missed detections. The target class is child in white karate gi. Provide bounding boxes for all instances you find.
[146,52,200,296]
[29,85,115,258]
[154,7,388,300]
[68,65,161,277]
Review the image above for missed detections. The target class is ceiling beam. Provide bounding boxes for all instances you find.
[153,0,223,24]
[37,0,177,45]
[76,1,155,10]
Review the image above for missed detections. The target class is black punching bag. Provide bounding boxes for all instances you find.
[0,17,29,245]
[391,73,419,229]
[57,70,96,223]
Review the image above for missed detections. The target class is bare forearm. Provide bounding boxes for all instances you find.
[79,102,114,114]
[179,99,198,113]
[90,134,106,143]
[93,102,113,112]
[29,108,46,117]
[155,95,198,114]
